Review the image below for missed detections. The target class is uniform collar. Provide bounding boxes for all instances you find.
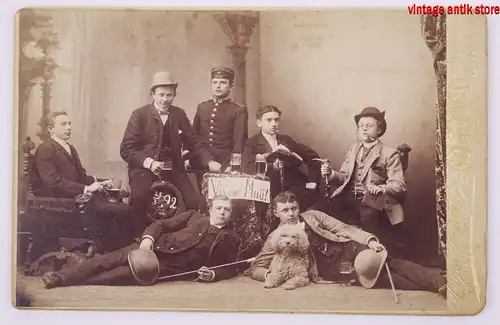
[212,95,231,104]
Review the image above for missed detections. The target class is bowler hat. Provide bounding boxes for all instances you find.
[354,248,388,288]
[211,66,235,81]
[128,249,160,286]
[354,106,387,137]
[149,71,178,94]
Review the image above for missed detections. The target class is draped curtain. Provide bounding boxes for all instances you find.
[420,14,447,258]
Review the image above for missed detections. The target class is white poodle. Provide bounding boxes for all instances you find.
[264,224,311,290]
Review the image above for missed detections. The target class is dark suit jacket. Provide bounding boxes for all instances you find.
[192,98,248,169]
[120,104,213,179]
[141,210,241,281]
[242,133,321,189]
[34,138,95,198]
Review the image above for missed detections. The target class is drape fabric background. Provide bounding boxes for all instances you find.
[17,9,445,258]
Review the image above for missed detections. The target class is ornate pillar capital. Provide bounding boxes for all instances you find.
[213,11,259,48]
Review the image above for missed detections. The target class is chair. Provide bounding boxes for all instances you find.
[18,137,127,276]
[397,143,412,175]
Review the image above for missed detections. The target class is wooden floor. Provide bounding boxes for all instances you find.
[15,274,446,315]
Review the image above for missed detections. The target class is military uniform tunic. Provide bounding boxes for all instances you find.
[192,97,248,169]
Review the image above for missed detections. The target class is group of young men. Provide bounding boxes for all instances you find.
[32,67,446,297]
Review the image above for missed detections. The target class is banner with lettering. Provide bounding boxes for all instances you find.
[206,176,271,203]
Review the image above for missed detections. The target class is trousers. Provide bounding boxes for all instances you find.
[317,241,446,292]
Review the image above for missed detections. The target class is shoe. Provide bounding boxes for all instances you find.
[438,283,447,298]
[42,272,63,289]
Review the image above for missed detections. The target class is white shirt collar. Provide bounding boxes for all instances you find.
[261,132,278,149]
[51,135,71,154]
[154,102,169,114]
[209,222,225,229]
[361,138,380,149]
[51,135,69,147]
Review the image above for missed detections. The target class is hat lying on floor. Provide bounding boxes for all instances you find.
[128,249,160,286]
[354,248,388,288]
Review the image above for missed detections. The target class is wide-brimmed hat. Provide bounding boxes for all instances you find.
[149,71,178,94]
[354,106,387,137]
[127,249,160,286]
[354,248,388,288]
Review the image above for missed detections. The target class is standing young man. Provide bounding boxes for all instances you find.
[191,67,248,177]
[120,71,222,230]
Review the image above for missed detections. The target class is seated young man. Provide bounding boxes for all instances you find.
[42,195,241,288]
[34,111,136,252]
[247,192,446,296]
[316,106,407,253]
[242,105,321,211]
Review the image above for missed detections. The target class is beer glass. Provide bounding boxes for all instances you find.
[159,159,173,171]
[255,154,268,177]
[109,179,122,190]
[229,153,242,173]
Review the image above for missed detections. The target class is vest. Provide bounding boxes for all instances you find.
[347,145,375,193]
[159,117,172,161]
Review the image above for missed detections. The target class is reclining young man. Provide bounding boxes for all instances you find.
[42,195,241,288]
[247,191,446,296]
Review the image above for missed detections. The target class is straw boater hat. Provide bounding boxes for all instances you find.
[354,106,387,137]
[128,249,160,286]
[148,71,178,94]
[354,248,388,288]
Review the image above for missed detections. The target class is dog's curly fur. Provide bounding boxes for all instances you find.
[264,224,311,290]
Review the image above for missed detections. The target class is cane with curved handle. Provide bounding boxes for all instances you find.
[313,158,331,198]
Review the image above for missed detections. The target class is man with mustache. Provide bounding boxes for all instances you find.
[248,191,446,296]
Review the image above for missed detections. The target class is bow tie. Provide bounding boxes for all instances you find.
[158,109,169,116]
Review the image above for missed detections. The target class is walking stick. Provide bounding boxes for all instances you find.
[385,262,400,304]
[156,257,257,281]
[277,159,285,192]
[313,158,331,199]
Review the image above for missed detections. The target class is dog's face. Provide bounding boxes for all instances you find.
[271,224,309,256]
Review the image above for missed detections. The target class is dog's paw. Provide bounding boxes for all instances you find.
[282,284,298,290]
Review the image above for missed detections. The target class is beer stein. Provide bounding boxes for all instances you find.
[255,154,268,177]
[229,153,242,173]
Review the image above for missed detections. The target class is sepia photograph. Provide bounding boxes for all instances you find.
[11,6,486,315]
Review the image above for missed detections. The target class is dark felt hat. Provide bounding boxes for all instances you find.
[354,106,387,137]
[211,66,235,81]
[128,249,160,286]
